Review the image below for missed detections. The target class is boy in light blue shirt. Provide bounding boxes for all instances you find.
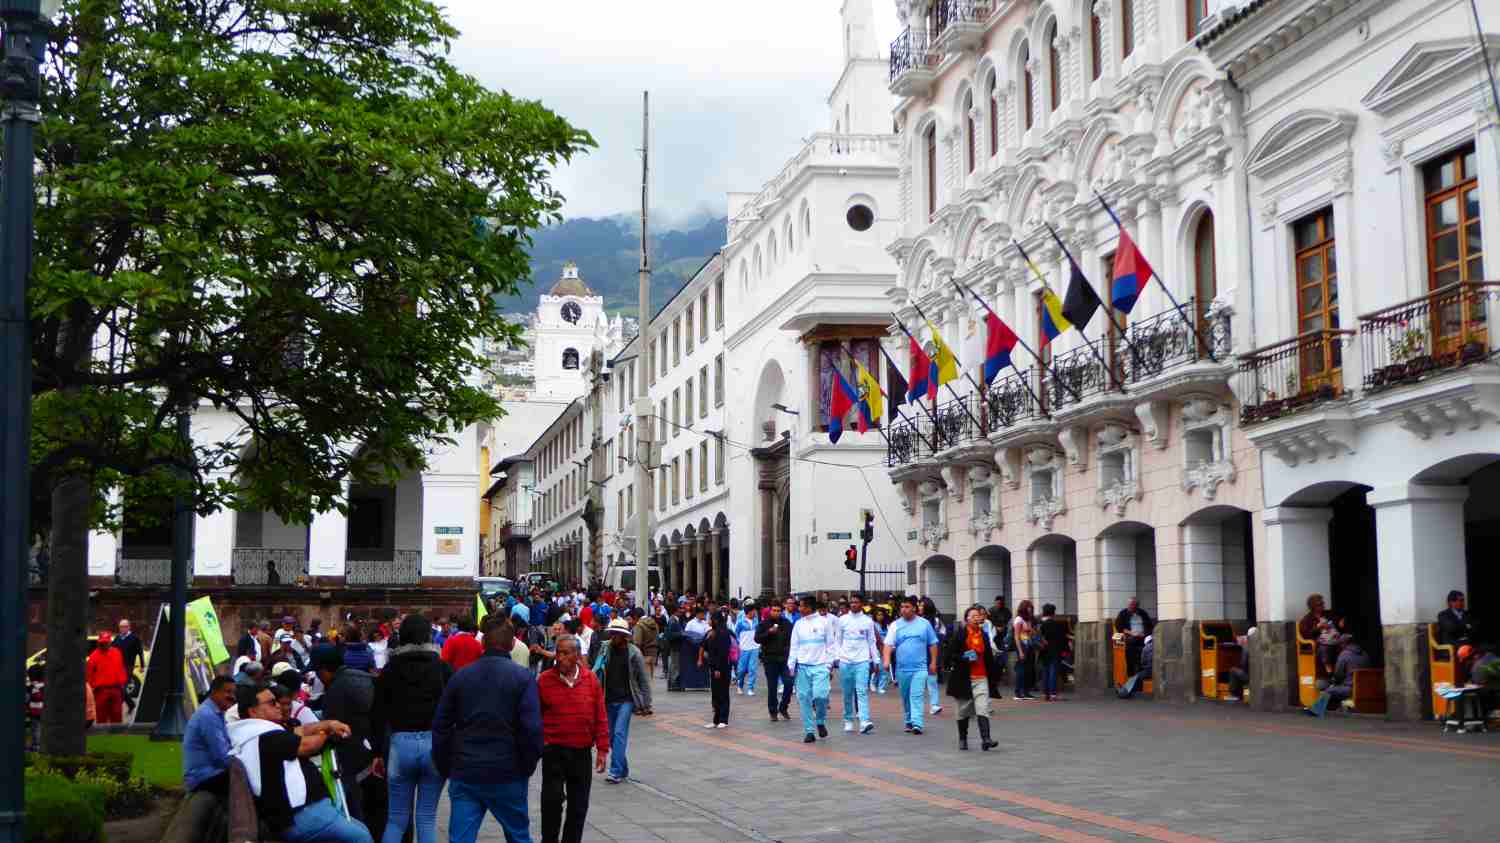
[882,596,938,733]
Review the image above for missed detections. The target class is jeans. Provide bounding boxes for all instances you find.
[794,664,831,734]
[869,663,887,692]
[736,650,759,691]
[896,670,928,729]
[1014,650,1031,697]
[839,661,871,724]
[284,798,374,843]
[541,745,593,843]
[926,671,941,707]
[606,702,633,780]
[447,779,532,843]
[1041,658,1060,697]
[763,661,793,715]
[382,730,445,843]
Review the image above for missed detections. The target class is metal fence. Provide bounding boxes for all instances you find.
[345,549,421,586]
[231,548,309,586]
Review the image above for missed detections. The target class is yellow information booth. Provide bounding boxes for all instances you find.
[1111,633,1152,695]
[1198,622,1241,700]
[1294,623,1320,707]
[1427,624,1456,720]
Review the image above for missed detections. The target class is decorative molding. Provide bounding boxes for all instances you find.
[921,522,950,549]
[1134,400,1169,449]
[1393,396,1488,440]
[1182,460,1236,499]
[1361,37,1500,117]
[1243,109,1356,181]
[941,465,966,501]
[994,447,1021,489]
[1025,495,1066,531]
[1058,425,1088,469]
[968,512,999,538]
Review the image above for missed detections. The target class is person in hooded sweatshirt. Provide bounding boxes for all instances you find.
[341,623,377,673]
[373,614,453,843]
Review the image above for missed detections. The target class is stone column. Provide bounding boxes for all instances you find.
[760,486,775,596]
[308,483,350,583]
[698,536,712,599]
[656,551,669,594]
[1370,483,1469,721]
[774,496,791,597]
[710,529,723,600]
[1251,506,1333,711]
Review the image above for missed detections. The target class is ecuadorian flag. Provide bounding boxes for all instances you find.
[925,321,960,386]
[1039,287,1072,347]
[854,360,884,433]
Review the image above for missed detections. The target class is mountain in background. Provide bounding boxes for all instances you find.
[497,214,728,319]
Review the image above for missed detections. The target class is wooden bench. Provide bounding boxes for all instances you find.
[229,758,288,843]
[160,789,226,843]
[1295,622,1320,708]
[1199,621,1241,700]
[1112,635,1152,695]
[1428,623,1456,720]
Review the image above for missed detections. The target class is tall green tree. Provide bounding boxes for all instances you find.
[31,0,591,753]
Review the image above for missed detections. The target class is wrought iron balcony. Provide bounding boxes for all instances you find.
[500,520,532,542]
[1047,344,1115,411]
[232,547,308,586]
[345,549,421,586]
[1359,281,1498,393]
[1236,328,1354,425]
[887,368,1045,467]
[115,550,173,586]
[888,27,936,95]
[932,0,990,52]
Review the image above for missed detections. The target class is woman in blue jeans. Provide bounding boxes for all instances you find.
[373,614,454,843]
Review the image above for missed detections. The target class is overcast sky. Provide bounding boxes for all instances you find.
[442,0,900,226]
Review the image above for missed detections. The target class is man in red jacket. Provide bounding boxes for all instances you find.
[86,631,129,724]
[536,635,608,843]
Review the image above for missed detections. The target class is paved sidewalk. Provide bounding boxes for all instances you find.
[433,667,1499,842]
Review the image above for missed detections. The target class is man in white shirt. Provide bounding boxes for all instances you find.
[788,596,836,743]
[834,594,879,734]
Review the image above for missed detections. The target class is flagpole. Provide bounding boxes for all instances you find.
[882,321,942,453]
[948,277,1051,413]
[1006,241,1092,404]
[1013,237,1120,392]
[833,346,896,447]
[1093,189,1217,362]
[1043,222,1145,386]
[899,305,986,434]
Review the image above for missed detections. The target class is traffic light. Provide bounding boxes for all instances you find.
[860,509,875,544]
[844,545,858,571]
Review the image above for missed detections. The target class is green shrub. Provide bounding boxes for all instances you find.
[33,752,133,783]
[25,771,105,843]
[76,771,156,820]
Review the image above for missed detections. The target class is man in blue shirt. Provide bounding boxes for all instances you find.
[882,596,938,734]
[182,676,237,799]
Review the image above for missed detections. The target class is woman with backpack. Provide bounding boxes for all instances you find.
[1011,600,1037,701]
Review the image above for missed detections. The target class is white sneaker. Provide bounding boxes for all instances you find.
[747,690,755,696]
[714,723,728,729]
[930,704,942,715]
[843,720,854,733]
[735,687,742,695]
[703,723,715,729]
[860,721,875,734]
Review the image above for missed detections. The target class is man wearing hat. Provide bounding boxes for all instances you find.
[597,618,652,784]
[268,631,306,674]
[312,643,381,828]
[86,631,129,724]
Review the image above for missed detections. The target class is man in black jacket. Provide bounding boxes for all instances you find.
[313,644,383,831]
[755,603,794,721]
[1115,598,1154,678]
[1437,590,1474,646]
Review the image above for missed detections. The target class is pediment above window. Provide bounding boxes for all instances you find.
[1361,37,1500,116]
[1244,109,1356,180]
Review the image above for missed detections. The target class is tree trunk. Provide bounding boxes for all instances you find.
[42,472,92,756]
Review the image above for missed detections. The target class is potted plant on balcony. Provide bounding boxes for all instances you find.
[1384,321,1425,384]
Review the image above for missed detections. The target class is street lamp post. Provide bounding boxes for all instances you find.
[0,2,59,841]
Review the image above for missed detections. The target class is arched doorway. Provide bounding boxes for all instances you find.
[920,555,957,620]
[1087,521,1157,692]
[1159,505,1258,702]
[971,545,1012,610]
[1412,454,1500,644]
[1027,535,1078,619]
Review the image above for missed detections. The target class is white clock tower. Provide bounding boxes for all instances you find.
[532,262,608,398]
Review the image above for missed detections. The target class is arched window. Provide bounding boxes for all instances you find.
[925,122,938,218]
[1021,42,1034,131]
[1193,210,1217,334]
[1121,0,1135,59]
[562,348,580,370]
[987,72,999,156]
[768,232,778,266]
[1048,24,1062,112]
[964,91,976,174]
[1090,8,1103,82]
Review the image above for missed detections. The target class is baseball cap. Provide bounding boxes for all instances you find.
[281,615,295,625]
[509,604,530,624]
[1457,644,1474,662]
[270,661,299,679]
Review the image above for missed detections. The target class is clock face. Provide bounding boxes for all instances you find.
[561,301,582,324]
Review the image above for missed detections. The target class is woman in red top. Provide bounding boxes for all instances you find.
[943,606,1002,751]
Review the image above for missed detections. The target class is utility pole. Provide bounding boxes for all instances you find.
[634,92,653,600]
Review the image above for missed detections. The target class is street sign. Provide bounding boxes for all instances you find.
[907,530,918,540]
[827,532,852,540]
[434,526,464,535]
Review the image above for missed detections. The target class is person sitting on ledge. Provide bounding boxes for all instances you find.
[1298,594,1345,675]
[1437,590,1474,647]
[1304,634,1369,717]
[1228,629,1255,700]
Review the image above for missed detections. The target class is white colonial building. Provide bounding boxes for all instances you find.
[718,0,915,600]
[876,0,1497,718]
[531,262,628,399]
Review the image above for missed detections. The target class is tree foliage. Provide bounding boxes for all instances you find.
[31,0,593,524]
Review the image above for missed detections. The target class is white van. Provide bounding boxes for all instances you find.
[605,564,660,593]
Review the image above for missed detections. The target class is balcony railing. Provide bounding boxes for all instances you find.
[1236,329,1354,424]
[1047,343,1114,411]
[115,550,173,586]
[500,520,532,541]
[345,549,421,586]
[888,27,935,83]
[232,547,308,586]
[888,368,1045,467]
[1359,281,1498,392]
